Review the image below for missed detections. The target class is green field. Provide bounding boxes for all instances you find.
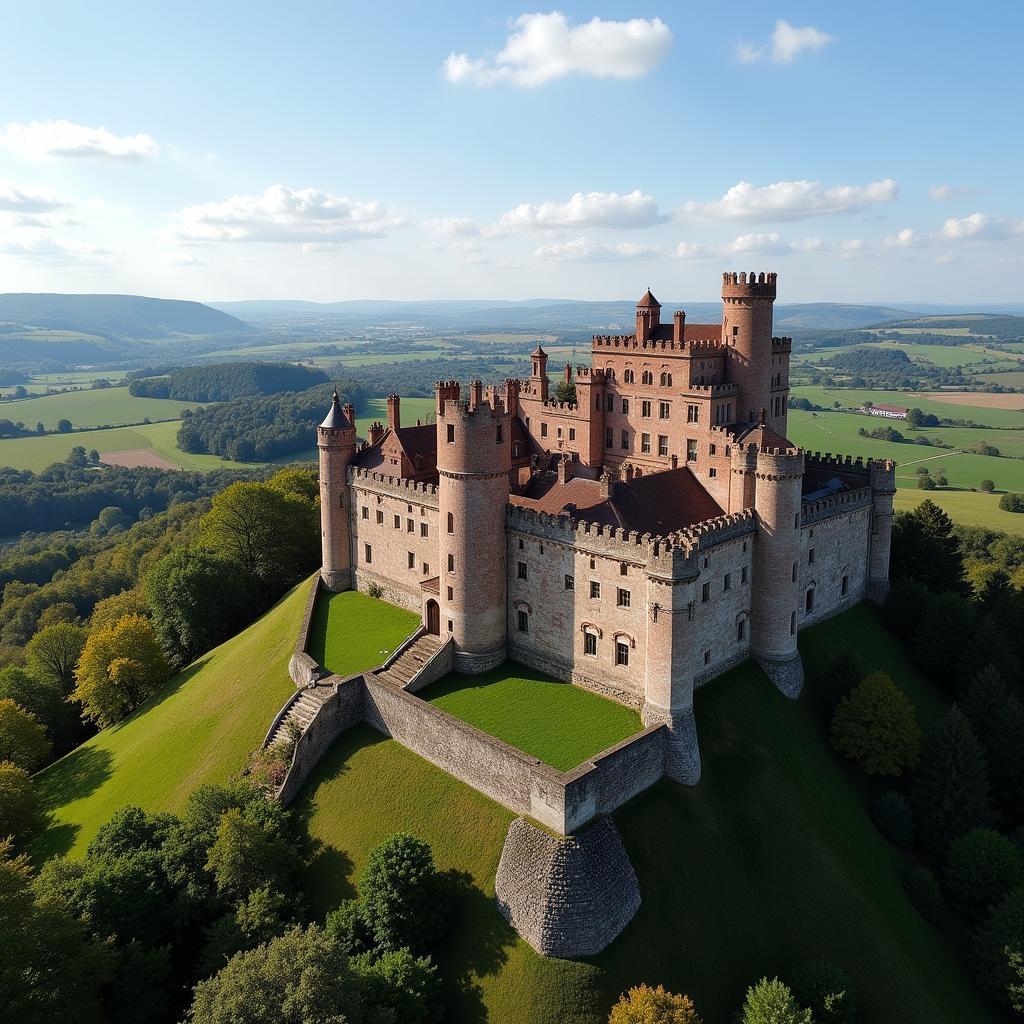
[299,603,999,1024]
[307,589,419,676]
[797,341,1005,369]
[0,385,207,430]
[972,371,1024,388]
[420,664,642,771]
[893,489,1024,534]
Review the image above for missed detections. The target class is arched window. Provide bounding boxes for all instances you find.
[660,372,672,387]
[624,368,635,384]
[641,370,653,385]
[605,367,615,382]
[447,512,454,534]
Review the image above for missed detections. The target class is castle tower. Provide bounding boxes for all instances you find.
[436,386,512,672]
[867,459,897,603]
[722,271,778,429]
[728,440,758,513]
[751,446,805,697]
[636,288,661,341]
[318,389,357,592]
[530,345,549,401]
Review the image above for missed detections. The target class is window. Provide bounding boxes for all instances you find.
[447,424,455,443]
[842,574,849,597]
[364,543,372,563]
[393,514,401,529]
[565,574,574,590]
[660,372,673,387]
[641,400,652,417]
[361,506,368,519]
[621,430,629,450]
[496,424,503,443]
[590,556,596,569]
[447,586,453,600]
[569,428,576,441]
[687,404,699,424]
[704,650,711,666]
[518,610,529,633]
[605,427,613,449]
[732,325,739,337]
[421,522,428,538]
[642,371,653,385]
[741,565,748,584]
[709,467,717,478]
[724,573,731,592]
[658,435,669,457]
[794,512,800,529]
[808,548,815,565]
[659,401,670,420]
[584,632,598,656]
[617,588,630,608]
[557,427,562,438]
[624,369,635,383]
[791,610,797,635]
[792,562,798,582]
[621,398,630,414]
[616,641,629,666]
[423,564,429,575]
[407,518,414,533]
[806,588,815,614]
[376,509,384,524]
[687,439,698,462]
[408,552,415,569]
[641,432,651,454]
[447,553,455,573]
[512,441,522,458]
[620,562,628,576]
[737,618,746,642]
[541,422,548,438]
[709,442,716,455]
[702,581,710,603]
[517,561,528,580]
[447,619,453,633]
[590,581,601,599]
[606,394,614,412]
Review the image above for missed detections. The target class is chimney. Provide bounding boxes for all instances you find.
[386,394,401,430]
[469,380,483,410]
[504,378,520,419]
[673,310,685,344]
[557,454,575,484]
[600,468,617,498]
[343,402,356,431]
[368,421,385,446]
[563,363,572,384]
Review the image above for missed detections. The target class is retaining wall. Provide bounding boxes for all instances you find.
[289,575,323,686]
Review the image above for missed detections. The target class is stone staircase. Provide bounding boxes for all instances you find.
[374,633,445,689]
[266,685,334,749]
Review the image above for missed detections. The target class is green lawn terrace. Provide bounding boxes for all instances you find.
[419,664,642,771]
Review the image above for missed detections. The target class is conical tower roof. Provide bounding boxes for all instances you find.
[637,288,660,308]
[319,388,353,430]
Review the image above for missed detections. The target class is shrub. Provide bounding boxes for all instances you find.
[367,582,383,599]
[830,672,921,776]
[999,493,1024,513]
[789,959,856,1024]
[325,898,374,957]
[360,833,446,952]
[205,806,299,900]
[981,479,995,492]
[903,865,945,925]
[608,983,703,1023]
[739,977,811,1024]
[0,698,52,772]
[871,790,915,846]
[972,886,1024,1003]
[945,828,1024,919]
[353,946,442,1024]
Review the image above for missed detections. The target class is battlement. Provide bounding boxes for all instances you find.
[683,382,736,397]
[755,447,804,481]
[771,337,792,350]
[541,397,580,412]
[869,458,897,494]
[439,393,510,419]
[801,485,874,527]
[722,270,778,299]
[348,466,440,507]
[673,508,757,552]
[804,451,870,476]
[576,366,606,382]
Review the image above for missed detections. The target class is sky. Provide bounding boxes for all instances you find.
[0,1,1022,305]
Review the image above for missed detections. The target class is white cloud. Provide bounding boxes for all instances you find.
[534,236,661,262]
[1,119,159,160]
[737,19,836,64]
[883,227,920,248]
[165,254,211,266]
[727,231,787,254]
[936,212,1024,242]
[0,237,113,261]
[423,216,481,236]
[494,190,665,234]
[934,252,955,265]
[928,184,968,201]
[680,178,898,223]
[839,239,872,260]
[163,185,407,243]
[443,12,672,87]
[0,179,70,213]
[789,237,825,252]
[675,232,821,261]
[674,241,715,261]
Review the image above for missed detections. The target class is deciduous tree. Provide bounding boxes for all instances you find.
[830,672,921,776]
[608,983,703,1023]
[25,621,87,692]
[0,698,51,771]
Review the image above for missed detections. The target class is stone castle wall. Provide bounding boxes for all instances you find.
[799,503,873,628]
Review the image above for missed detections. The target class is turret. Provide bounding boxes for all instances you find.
[318,389,357,592]
[636,288,661,342]
[672,309,685,344]
[530,346,549,401]
[722,271,778,430]
[867,459,896,603]
[728,441,758,513]
[750,446,805,697]
[436,386,512,671]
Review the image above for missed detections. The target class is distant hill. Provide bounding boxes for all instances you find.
[870,313,1024,341]
[0,293,248,338]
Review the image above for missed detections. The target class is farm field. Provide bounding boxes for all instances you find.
[0,384,207,430]
[796,341,1007,368]
[364,395,436,425]
[971,371,1024,388]
[299,603,1000,1024]
[892,489,1024,535]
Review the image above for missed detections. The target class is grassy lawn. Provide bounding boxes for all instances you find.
[298,603,1002,1024]
[893,488,1024,534]
[420,664,642,771]
[31,579,311,861]
[0,425,155,471]
[2,385,207,429]
[307,589,419,677]
[363,395,437,426]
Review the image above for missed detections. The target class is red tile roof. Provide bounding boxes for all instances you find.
[637,289,660,308]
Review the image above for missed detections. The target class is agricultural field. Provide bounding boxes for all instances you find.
[971,370,1024,388]
[892,490,1024,535]
[796,341,1008,369]
[0,384,206,430]
[363,395,437,425]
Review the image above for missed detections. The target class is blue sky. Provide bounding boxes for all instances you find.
[0,1,1021,304]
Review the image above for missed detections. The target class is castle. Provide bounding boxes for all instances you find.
[317,270,896,784]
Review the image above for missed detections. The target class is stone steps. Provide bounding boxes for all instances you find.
[375,634,443,689]
[267,687,332,749]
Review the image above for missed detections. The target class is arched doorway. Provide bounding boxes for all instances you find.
[425,599,440,635]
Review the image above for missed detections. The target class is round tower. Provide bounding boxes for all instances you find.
[751,445,805,697]
[437,387,512,672]
[867,458,896,603]
[318,389,357,592]
[722,271,778,427]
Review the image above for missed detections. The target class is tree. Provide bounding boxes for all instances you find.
[554,379,577,405]
[0,761,44,843]
[945,828,1024,919]
[903,864,945,924]
[891,500,967,594]
[981,479,996,492]
[972,886,1024,1004]
[267,467,319,504]
[360,833,446,952]
[25,622,87,692]
[608,984,703,1023]
[89,590,149,632]
[200,886,290,976]
[830,672,921,776]
[353,946,442,1024]
[999,493,1024,513]
[789,960,856,1024]
[0,841,110,1024]
[0,666,80,754]
[1009,948,1024,1013]
[205,807,298,901]
[911,706,993,855]
[145,548,255,666]
[815,650,859,720]
[72,615,171,727]
[739,978,811,1024]
[0,699,51,771]
[912,592,977,690]
[184,924,364,1024]
[57,418,73,433]
[882,577,931,639]
[870,790,915,846]
[956,616,1021,693]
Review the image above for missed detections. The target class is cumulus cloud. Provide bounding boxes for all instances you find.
[1,119,159,160]
[675,232,821,261]
[737,19,836,64]
[443,12,672,87]
[884,227,920,248]
[928,184,967,201]
[423,216,481,236]
[936,212,1024,242]
[0,237,113,261]
[534,236,661,262]
[0,179,70,213]
[680,178,898,223]
[494,189,666,234]
[839,239,872,260]
[163,185,407,243]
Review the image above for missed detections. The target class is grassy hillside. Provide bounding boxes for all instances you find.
[299,603,1003,1024]
[1,385,207,429]
[893,489,1024,534]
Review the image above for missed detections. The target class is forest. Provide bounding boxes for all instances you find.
[128,360,329,402]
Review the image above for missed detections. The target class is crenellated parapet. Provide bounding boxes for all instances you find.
[869,458,897,495]
[804,451,871,483]
[771,337,793,352]
[349,466,440,507]
[683,382,736,397]
[801,486,874,527]
[674,508,757,550]
[722,270,778,299]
